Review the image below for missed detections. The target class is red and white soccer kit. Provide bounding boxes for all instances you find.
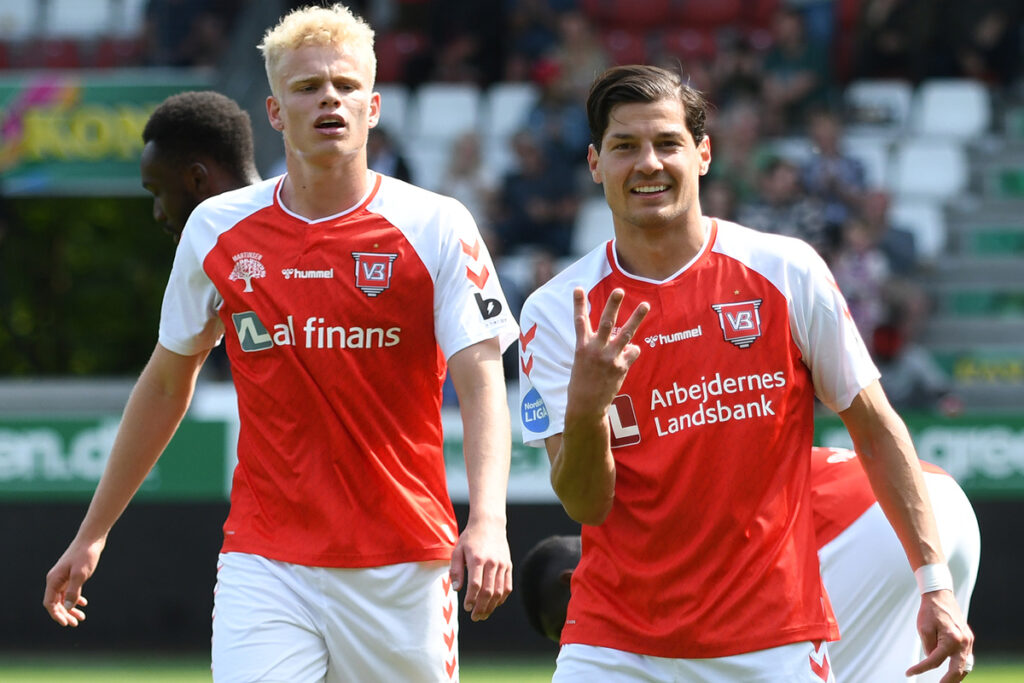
[813,447,980,682]
[518,218,878,658]
[160,172,517,567]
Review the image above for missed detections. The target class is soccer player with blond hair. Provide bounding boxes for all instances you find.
[44,5,517,681]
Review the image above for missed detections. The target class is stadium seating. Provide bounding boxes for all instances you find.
[843,79,914,138]
[888,198,947,262]
[0,0,37,41]
[375,83,411,136]
[48,0,113,38]
[891,139,969,199]
[911,78,992,140]
[571,197,616,256]
[841,134,892,189]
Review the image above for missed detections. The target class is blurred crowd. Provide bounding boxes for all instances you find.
[14,0,1021,411]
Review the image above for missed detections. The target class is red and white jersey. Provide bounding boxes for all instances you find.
[811,446,948,549]
[517,218,878,658]
[160,172,517,568]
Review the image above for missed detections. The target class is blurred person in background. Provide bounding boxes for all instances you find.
[494,129,580,258]
[760,6,830,133]
[44,5,518,682]
[801,108,867,234]
[438,131,500,249]
[140,90,261,242]
[367,125,412,182]
[738,156,831,257]
[520,446,980,683]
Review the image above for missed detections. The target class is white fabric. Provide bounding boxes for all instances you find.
[553,641,835,683]
[818,473,980,683]
[212,552,459,683]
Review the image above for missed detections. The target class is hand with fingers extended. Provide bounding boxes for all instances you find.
[448,516,513,622]
[566,287,650,420]
[907,590,975,682]
[43,537,105,627]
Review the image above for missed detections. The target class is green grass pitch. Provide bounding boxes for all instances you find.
[1,654,1021,681]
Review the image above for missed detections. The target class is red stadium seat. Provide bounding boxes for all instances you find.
[94,37,145,68]
[581,0,672,30]
[375,30,427,83]
[747,0,782,28]
[671,0,742,27]
[660,28,717,62]
[40,39,82,69]
[601,28,649,66]
[837,0,862,29]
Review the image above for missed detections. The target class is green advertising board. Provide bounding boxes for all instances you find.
[815,414,1024,500]
[4,411,1024,502]
[0,417,228,501]
[0,69,212,196]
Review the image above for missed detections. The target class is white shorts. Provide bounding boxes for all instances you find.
[819,472,980,683]
[211,552,459,683]
[552,641,836,682]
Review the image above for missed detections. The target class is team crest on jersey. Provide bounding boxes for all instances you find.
[352,252,398,297]
[711,299,763,348]
[609,395,641,448]
[229,252,266,293]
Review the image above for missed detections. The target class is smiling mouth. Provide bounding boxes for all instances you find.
[631,185,669,194]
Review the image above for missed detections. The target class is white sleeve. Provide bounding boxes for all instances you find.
[517,286,575,447]
[433,198,518,358]
[158,210,224,356]
[790,244,880,412]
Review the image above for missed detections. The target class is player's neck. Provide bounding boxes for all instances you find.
[614,214,708,281]
[281,153,371,220]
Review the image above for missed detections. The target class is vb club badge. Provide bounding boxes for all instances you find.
[711,299,763,349]
[352,252,398,297]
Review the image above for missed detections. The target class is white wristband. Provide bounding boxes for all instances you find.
[915,563,954,594]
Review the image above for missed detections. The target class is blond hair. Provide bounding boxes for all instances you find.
[258,4,376,94]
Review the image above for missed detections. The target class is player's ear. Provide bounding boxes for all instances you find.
[267,95,284,132]
[186,162,209,194]
[587,144,602,184]
[558,568,573,586]
[698,135,711,176]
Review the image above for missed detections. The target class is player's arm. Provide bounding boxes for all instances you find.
[43,342,208,627]
[447,336,512,622]
[840,379,974,682]
[548,288,648,526]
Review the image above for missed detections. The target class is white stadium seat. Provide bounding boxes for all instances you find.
[891,139,968,199]
[374,83,411,136]
[408,83,482,145]
[911,78,991,140]
[888,198,946,262]
[841,135,892,189]
[572,197,616,256]
[843,79,913,137]
[482,82,540,141]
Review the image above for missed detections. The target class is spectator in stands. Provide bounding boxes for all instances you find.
[703,99,774,204]
[700,178,739,223]
[850,0,937,82]
[738,157,830,256]
[494,130,580,258]
[760,6,830,133]
[367,126,412,183]
[708,31,764,109]
[933,0,1022,85]
[143,0,239,67]
[801,108,867,232]
[525,57,592,179]
[831,213,892,340]
[438,131,500,248]
[872,312,963,416]
[544,10,610,104]
[860,189,918,276]
[504,0,564,82]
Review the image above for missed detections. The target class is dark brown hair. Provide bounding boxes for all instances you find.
[586,64,709,151]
